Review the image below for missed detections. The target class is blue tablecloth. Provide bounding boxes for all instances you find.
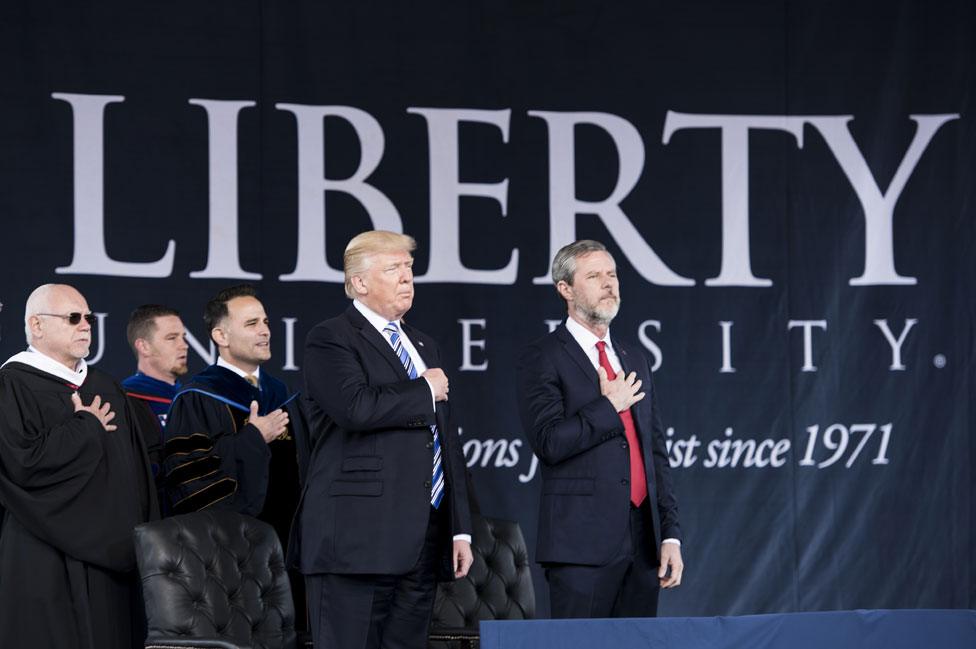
[480,609,976,649]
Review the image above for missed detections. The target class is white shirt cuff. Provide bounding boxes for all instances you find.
[422,376,436,411]
[662,538,681,547]
[453,534,472,544]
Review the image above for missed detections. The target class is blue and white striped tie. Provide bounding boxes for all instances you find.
[384,322,445,509]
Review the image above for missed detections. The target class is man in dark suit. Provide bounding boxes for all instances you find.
[294,230,473,649]
[516,240,684,619]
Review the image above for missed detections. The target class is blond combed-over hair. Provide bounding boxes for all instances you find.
[343,230,417,298]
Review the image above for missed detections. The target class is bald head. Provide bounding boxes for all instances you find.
[25,284,66,323]
[24,284,93,369]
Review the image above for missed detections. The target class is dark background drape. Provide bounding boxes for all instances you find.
[1,0,973,616]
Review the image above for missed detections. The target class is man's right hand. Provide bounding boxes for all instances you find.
[598,366,645,412]
[249,401,290,443]
[421,368,449,401]
[71,392,117,432]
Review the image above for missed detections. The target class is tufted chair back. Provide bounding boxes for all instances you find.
[134,510,297,649]
[430,514,535,646]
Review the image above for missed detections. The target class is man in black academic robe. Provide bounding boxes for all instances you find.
[161,285,307,626]
[0,284,157,649]
[163,361,304,536]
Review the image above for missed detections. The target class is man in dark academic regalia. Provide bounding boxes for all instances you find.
[162,284,307,623]
[0,283,157,649]
[122,304,190,510]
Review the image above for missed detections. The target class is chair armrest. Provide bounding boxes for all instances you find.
[429,625,480,641]
[145,638,250,649]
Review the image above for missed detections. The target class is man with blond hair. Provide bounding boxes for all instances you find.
[294,230,473,649]
[0,284,156,648]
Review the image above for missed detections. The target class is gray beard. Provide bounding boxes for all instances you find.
[574,298,620,327]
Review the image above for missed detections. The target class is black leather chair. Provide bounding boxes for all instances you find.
[429,514,535,649]
[133,510,297,649]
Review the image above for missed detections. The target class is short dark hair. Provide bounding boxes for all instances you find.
[204,284,259,341]
[126,304,181,355]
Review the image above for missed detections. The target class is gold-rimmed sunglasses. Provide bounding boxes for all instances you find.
[35,312,97,326]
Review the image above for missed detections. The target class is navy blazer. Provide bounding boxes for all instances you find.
[516,324,681,565]
[290,305,472,579]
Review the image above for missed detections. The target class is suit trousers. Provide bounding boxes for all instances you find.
[305,505,445,649]
[545,500,661,618]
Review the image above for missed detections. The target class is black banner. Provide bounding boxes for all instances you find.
[1,1,973,616]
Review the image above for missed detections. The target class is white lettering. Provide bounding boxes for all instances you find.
[873,318,918,370]
[519,453,539,483]
[458,318,488,371]
[276,104,401,282]
[529,111,693,286]
[662,112,807,287]
[86,313,108,365]
[637,319,663,371]
[805,114,958,285]
[409,108,518,284]
[788,319,828,372]
[282,317,299,371]
[52,93,176,277]
[185,327,216,365]
[719,320,735,373]
[188,99,261,279]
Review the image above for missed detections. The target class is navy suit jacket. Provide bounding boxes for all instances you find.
[291,305,472,579]
[516,324,681,566]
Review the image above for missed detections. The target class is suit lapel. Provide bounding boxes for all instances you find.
[344,305,411,379]
[400,322,452,443]
[613,335,649,438]
[400,321,437,370]
[555,325,600,387]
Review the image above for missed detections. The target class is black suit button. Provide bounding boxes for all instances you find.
[426,441,434,449]
[424,480,432,489]
[621,441,628,449]
[621,478,629,486]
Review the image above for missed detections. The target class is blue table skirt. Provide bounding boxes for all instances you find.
[480,609,976,649]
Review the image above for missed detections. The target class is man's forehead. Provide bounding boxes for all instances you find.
[576,251,615,271]
[154,314,185,331]
[371,250,413,263]
[226,295,266,317]
[49,287,89,311]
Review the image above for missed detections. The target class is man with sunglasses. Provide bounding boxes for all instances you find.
[0,284,158,649]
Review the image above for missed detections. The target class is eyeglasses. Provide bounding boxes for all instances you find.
[35,312,97,326]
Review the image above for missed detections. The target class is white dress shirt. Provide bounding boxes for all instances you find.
[353,300,436,409]
[564,316,623,375]
[563,316,680,548]
[217,356,260,382]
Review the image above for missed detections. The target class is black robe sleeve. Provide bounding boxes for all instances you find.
[0,369,147,571]
[162,391,271,515]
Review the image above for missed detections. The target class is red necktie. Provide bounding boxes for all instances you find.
[596,340,648,507]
